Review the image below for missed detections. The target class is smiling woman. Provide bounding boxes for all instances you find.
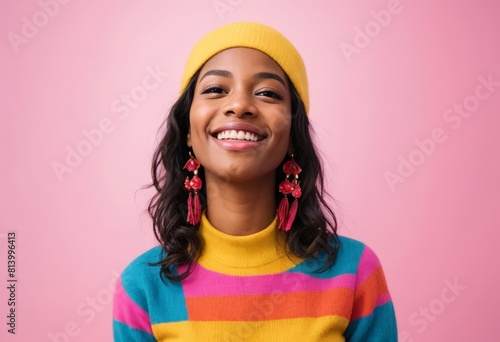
[188,48,292,206]
[112,22,397,341]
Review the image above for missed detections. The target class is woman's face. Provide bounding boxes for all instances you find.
[187,47,292,184]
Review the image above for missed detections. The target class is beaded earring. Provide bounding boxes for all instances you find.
[277,155,302,231]
[183,152,202,225]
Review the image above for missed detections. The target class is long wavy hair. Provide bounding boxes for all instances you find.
[147,69,339,281]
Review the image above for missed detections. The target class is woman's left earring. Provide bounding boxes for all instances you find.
[183,152,202,225]
[277,155,302,232]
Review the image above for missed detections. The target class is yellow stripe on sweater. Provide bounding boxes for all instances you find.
[151,316,349,341]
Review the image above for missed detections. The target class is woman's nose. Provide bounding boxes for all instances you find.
[223,89,258,117]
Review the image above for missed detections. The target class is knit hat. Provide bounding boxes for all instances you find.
[180,22,309,114]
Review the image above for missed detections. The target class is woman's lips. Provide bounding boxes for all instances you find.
[210,122,267,151]
[211,122,266,138]
[214,129,264,142]
[210,134,264,151]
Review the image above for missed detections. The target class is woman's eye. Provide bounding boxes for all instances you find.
[201,86,225,94]
[256,89,284,100]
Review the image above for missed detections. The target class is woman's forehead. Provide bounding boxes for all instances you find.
[199,47,287,79]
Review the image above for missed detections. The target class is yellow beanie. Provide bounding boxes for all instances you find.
[180,22,309,114]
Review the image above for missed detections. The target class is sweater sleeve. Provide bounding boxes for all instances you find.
[112,248,162,342]
[112,274,157,341]
[344,244,398,341]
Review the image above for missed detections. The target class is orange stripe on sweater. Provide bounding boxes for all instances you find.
[351,266,389,320]
[186,287,354,321]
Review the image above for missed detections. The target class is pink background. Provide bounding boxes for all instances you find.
[1,0,499,341]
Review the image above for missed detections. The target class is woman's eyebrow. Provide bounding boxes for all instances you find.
[254,72,287,88]
[199,70,287,88]
[200,69,232,81]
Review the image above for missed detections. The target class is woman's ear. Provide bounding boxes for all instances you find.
[186,130,192,147]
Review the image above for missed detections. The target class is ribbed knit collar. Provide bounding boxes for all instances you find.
[197,213,300,274]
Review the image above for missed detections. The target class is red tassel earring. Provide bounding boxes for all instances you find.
[183,152,202,225]
[277,155,302,232]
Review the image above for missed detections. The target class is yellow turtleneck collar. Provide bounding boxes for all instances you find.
[197,213,302,276]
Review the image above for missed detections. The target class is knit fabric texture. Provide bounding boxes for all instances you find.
[180,21,310,114]
[113,214,397,341]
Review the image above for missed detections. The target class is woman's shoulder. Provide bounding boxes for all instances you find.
[336,234,366,250]
[119,245,165,285]
[326,234,385,276]
[336,234,380,258]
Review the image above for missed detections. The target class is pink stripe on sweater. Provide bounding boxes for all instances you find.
[376,293,391,306]
[113,277,153,334]
[355,246,382,287]
[179,264,356,297]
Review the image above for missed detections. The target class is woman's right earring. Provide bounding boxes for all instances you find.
[183,152,202,225]
[277,155,302,232]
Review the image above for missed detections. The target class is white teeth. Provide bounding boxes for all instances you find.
[215,130,262,142]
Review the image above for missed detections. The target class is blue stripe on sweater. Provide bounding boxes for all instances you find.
[287,236,365,278]
[120,246,189,324]
[344,301,398,341]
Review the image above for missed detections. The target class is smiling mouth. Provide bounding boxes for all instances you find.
[213,130,266,142]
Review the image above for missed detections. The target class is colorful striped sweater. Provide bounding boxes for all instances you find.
[113,214,397,341]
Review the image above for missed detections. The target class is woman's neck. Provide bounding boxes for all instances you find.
[204,172,277,236]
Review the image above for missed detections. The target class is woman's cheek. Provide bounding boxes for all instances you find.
[272,115,292,135]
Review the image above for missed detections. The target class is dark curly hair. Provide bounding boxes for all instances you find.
[147,69,339,281]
